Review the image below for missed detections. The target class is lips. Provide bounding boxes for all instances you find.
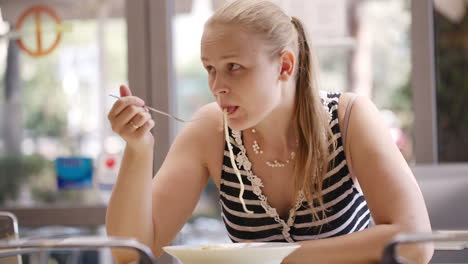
[221,105,239,115]
[226,106,238,115]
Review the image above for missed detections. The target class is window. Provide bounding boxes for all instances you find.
[0,1,127,208]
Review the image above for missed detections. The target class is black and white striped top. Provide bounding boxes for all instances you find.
[219,91,371,243]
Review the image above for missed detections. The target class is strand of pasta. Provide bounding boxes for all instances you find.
[223,109,254,214]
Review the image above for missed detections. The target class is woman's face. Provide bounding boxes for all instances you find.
[201,23,283,131]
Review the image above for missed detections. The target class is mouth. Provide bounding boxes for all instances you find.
[222,105,239,115]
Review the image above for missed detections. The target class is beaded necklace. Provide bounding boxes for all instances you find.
[250,128,297,168]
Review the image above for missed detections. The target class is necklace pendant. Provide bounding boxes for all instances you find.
[252,140,263,154]
[266,160,286,168]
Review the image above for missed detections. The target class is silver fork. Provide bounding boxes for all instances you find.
[109,94,204,123]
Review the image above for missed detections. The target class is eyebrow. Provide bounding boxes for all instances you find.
[201,54,239,62]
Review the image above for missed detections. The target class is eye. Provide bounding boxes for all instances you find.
[229,63,241,71]
[205,65,215,73]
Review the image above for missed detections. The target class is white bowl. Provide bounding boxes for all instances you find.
[163,242,300,264]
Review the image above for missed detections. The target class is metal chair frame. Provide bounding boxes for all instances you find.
[381,232,468,264]
[0,236,157,264]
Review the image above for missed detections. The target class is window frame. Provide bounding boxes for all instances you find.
[411,0,439,164]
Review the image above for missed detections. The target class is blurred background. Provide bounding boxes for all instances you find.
[0,0,467,263]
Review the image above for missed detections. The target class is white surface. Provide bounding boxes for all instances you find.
[163,242,300,264]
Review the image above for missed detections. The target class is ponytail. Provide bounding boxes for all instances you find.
[291,16,337,223]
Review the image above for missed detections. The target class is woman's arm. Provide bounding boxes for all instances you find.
[105,145,155,264]
[105,86,157,264]
[106,102,221,263]
[283,94,433,264]
[285,224,417,264]
[150,103,223,255]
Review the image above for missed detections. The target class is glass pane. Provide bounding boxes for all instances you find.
[361,0,413,162]
[433,1,468,162]
[0,1,127,207]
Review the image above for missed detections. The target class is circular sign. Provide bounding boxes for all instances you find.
[15,5,63,57]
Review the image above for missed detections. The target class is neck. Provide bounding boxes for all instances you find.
[249,83,297,154]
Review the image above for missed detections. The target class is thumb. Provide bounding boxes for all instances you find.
[120,84,132,97]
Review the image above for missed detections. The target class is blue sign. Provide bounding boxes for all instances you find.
[55,157,93,190]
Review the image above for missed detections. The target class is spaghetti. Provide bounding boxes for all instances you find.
[223,109,254,214]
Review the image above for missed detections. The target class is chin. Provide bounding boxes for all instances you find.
[226,116,256,132]
[225,118,246,131]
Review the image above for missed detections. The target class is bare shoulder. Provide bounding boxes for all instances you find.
[192,102,224,135]
[187,102,224,147]
[337,92,378,129]
[337,92,377,185]
[343,94,389,150]
[337,92,358,126]
[337,92,379,127]
[183,102,225,186]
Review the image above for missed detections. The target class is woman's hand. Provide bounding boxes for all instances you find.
[108,84,155,150]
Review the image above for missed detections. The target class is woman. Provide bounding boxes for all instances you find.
[106,1,433,263]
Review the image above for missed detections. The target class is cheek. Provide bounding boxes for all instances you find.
[208,75,216,90]
[244,85,278,116]
[251,71,281,100]
[208,75,213,88]
[208,72,238,90]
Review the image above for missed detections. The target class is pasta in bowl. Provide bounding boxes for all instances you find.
[163,242,300,264]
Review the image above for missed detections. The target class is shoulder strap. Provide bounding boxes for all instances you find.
[342,94,359,149]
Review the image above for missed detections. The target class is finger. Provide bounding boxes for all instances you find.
[109,97,145,119]
[136,119,155,136]
[130,112,152,128]
[113,105,146,132]
[128,121,140,130]
[120,84,132,97]
[119,120,140,136]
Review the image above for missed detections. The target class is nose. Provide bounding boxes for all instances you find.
[210,74,229,96]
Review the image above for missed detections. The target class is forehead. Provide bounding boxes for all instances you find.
[201,23,269,60]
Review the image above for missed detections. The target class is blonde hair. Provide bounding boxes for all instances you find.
[207,0,337,222]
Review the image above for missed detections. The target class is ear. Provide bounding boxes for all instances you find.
[279,50,295,81]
